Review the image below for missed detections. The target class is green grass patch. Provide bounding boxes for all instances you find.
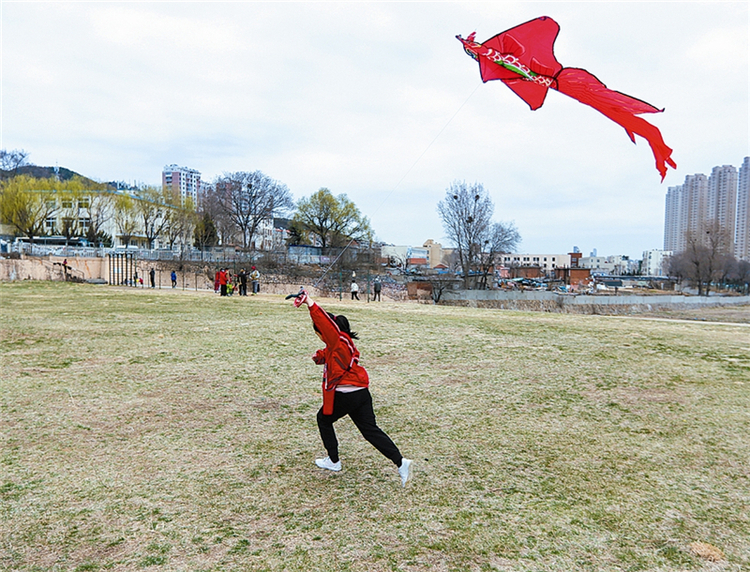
[1,281,748,571]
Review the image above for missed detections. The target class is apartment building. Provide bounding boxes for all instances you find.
[736,157,750,260]
[642,249,672,277]
[162,164,201,204]
[664,158,748,257]
[708,165,738,252]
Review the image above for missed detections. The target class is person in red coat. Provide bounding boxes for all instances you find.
[218,268,228,296]
[293,290,412,486]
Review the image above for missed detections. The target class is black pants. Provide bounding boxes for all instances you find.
[317,388,402,466]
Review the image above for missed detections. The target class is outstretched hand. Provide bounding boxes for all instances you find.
[286,288,311,308]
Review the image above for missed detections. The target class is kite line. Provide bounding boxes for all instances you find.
[312,81,482,289]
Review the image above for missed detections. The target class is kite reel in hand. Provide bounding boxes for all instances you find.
[286,288,309,308]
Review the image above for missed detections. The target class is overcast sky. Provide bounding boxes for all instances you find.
[2,1,748,257]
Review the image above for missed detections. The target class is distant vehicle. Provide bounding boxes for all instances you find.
[14,236,89,247]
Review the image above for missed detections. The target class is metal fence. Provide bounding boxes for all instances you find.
[7,243,362,266]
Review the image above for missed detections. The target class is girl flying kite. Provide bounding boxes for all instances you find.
[291,289,413,487]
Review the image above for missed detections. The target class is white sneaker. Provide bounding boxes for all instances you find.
[315,457,342,472]
[398,458,413,487]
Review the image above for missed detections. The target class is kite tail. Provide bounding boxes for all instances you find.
[555,67,676,181]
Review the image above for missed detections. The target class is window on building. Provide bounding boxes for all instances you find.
[62,200,73,209]
[78,198,90,209]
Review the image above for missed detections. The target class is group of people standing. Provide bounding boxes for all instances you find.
[214,266,260,297]
[350,278,383,301]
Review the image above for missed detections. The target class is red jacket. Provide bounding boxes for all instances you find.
[309,303,369,394]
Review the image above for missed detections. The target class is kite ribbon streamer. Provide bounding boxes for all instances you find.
[554,68,676,181]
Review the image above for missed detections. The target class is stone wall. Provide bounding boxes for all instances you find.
[441,289,750,314]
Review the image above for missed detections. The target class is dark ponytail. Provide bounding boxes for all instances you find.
[329,312,359,339]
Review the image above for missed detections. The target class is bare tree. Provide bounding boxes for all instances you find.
[437,181,493,288]
[477,221,521,289]
[669,220,733,295]
[437,181,521,289]
[733,260,750,293]
[0,149,31,178]
[214,171,293,249]
[199,181,235,246]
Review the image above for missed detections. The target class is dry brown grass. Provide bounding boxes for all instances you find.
[1,281,749,571]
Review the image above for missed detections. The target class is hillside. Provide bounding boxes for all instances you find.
[0,165,103,186]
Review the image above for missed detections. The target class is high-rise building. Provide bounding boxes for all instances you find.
[664,185,684,251]
[663,159,749,259]
[708,165,738,252]
[162,164,201,204]
[736,157,750,261]
[664,173,709,252]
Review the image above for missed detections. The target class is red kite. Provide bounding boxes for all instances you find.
[457,16,676,181]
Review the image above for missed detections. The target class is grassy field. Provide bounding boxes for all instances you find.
[1,281,748,572]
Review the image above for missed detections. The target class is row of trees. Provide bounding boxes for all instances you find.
[0,161,374,255]
[0,175,196,249]
[196,174,372,254]
[669,221,750,295]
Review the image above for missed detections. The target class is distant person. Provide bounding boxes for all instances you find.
[239,269,248,296]
[149,268,155,288]
[219,268,228,296]
[291,289,412,486]
[171,270,177,288]
[214,270,220,293]
[250,266,260,294]
[350,280,360,301]
[373,279,382,302]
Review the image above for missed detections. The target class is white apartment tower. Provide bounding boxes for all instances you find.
[736,157,750,261]
[162,164,201,204]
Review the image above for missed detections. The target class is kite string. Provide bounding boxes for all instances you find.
[312,82,482,289]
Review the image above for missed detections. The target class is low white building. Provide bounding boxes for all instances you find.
[579,254,633,275]
[499,253,572,273]
[642,249,672,276]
